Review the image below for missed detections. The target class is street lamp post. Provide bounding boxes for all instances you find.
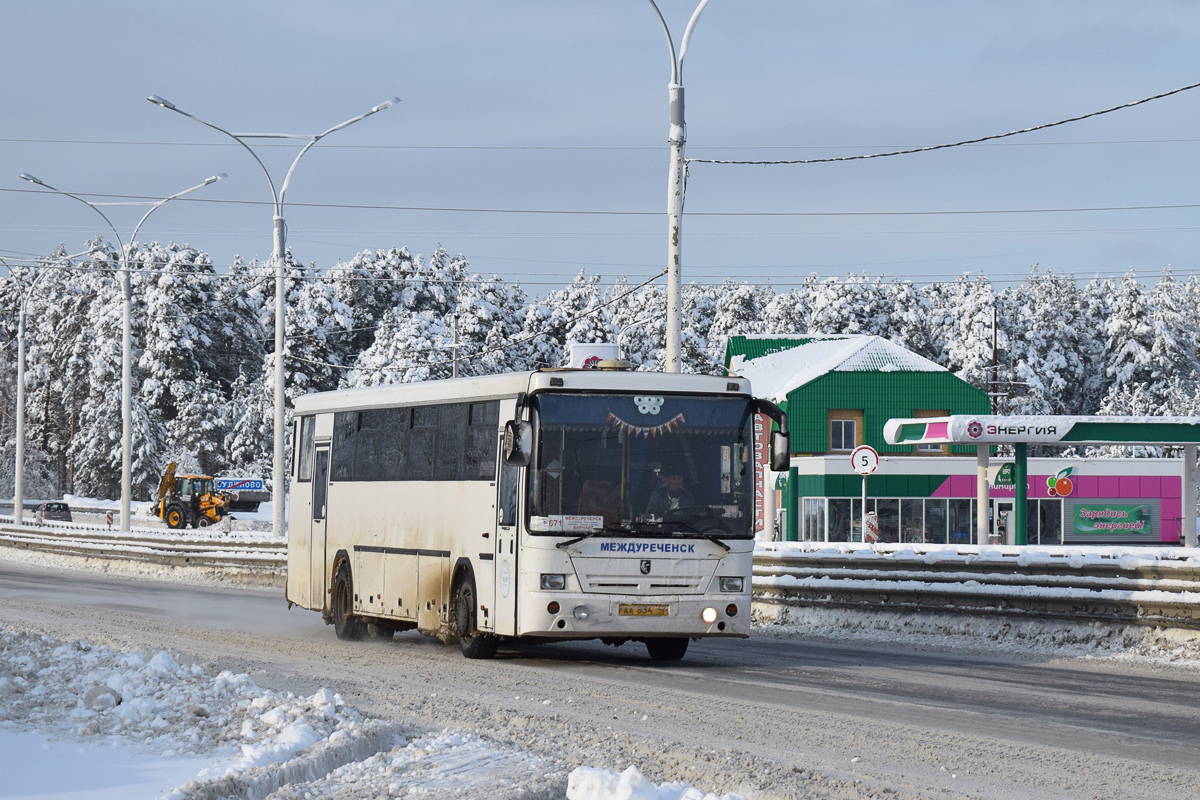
[13,267,51,526]
[17,173,226,531]
[647,0,711,373]
[148,95,400,540]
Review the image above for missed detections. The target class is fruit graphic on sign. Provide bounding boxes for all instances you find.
[1047,467,1074,497]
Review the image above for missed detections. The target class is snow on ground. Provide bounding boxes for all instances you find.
[8,508,1200,794]
[753,539,1200,669]
[5,493,279,537]
[753,602,1200,668]
[0,629,743,800]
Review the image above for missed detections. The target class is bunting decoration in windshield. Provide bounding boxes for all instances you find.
[607,411,686,438]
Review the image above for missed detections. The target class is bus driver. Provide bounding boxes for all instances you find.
[645,462,696,515]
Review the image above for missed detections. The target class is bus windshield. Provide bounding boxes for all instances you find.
[528,392,756,539]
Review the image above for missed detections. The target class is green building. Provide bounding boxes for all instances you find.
[725,334,991,542]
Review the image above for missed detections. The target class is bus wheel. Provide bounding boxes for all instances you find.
[453,577,498,660]
[332,563,366,641]
[644,637,688,661]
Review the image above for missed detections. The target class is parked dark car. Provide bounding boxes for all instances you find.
[37,502,72,522]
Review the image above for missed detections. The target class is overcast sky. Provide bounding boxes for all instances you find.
[4,1,1199,293]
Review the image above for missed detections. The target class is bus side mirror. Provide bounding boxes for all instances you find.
[770,430,790,472]
[503,420,532,467]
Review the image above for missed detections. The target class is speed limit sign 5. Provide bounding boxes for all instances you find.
[851,445,879,475]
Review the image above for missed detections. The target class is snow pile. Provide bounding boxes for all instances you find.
[260,730,561,800]
[568,765,746,800]
[754,603,1200,667]
[0,630,751,799]
[0,630,371,783]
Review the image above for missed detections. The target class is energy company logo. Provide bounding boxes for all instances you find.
[1047,467,1074,497]
[967,420,984,439]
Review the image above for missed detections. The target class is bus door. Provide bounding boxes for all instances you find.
[310,447,331,608]
[491,457,520,636]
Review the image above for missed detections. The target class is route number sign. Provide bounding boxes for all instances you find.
[851,445,879,476]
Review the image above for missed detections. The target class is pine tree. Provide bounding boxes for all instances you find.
[1103,271,1155,391]
[707,279,761,366]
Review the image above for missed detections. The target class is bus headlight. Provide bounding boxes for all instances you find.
[541,574,566,591]
[573,605,590,621]
[701,607,718,624]
[719,577,744,593]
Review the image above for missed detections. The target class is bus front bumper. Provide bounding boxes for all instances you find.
[518,592,752,639]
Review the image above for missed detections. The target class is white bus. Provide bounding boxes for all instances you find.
[285,365,788,660]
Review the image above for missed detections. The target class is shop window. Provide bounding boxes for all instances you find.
[803,498,826,541]
[948,498,975,544]
[924,499,948,543]
[828,499,852,542]
[901,499,924,542]
[828,410,863,452]
[876,499,899,543]
[1028,499,1062,545]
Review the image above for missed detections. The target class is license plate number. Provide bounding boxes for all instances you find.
[619,604,669,617]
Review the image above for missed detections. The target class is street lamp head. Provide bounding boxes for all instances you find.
[373,97,401,113]
[205,173,228,185]
[18,173,46,187]
[147,95,176,110]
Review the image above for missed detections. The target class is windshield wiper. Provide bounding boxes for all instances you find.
[656,524,732,553]
[554,524,733,552]
[555,526,641,550]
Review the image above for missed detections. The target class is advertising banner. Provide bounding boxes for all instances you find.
[754,413,770,535]
[1072,503,1153,535]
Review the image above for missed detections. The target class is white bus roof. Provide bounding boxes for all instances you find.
[293,370,753,415]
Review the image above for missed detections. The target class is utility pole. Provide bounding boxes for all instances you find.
[648,0,711,373]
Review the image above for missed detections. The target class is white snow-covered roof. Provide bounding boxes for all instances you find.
[727,334,945,402]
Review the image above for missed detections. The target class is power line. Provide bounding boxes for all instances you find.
[689,80,1200,166]
[5,136,1200,151]
[7,185,1200,218]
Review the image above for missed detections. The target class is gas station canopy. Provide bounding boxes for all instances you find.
[883,415,1200,547]
[885,415,1200,447]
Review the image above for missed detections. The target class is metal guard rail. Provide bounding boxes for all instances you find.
[752,543,1200,629]
[5,524,1200,627]
[0,522,285,576]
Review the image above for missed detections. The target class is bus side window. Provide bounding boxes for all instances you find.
[380,407,410,481]
[331,411,356,481]
[410,407,436,480]
[467,401,500,480]
[297,416,316,482]
[498,459,518,527]
[355,409,384,481]
[435,403,468,480]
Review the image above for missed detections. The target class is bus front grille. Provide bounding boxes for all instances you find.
[579,576,709,594]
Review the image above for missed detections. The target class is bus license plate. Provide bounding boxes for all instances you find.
[619,604,669,617]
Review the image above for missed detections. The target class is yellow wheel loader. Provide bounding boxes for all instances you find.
[155,462,232,529]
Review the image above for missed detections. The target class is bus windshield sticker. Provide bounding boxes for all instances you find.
[529,515,604,533]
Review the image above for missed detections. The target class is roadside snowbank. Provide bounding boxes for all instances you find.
[0,630,745,799]
[754,602,1200,668]
[0,630,369,777]
[752,539,1200,668]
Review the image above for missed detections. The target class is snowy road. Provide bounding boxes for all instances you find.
[3,559,1200,799]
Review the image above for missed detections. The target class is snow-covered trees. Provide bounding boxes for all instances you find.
[9,231,1200,503]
